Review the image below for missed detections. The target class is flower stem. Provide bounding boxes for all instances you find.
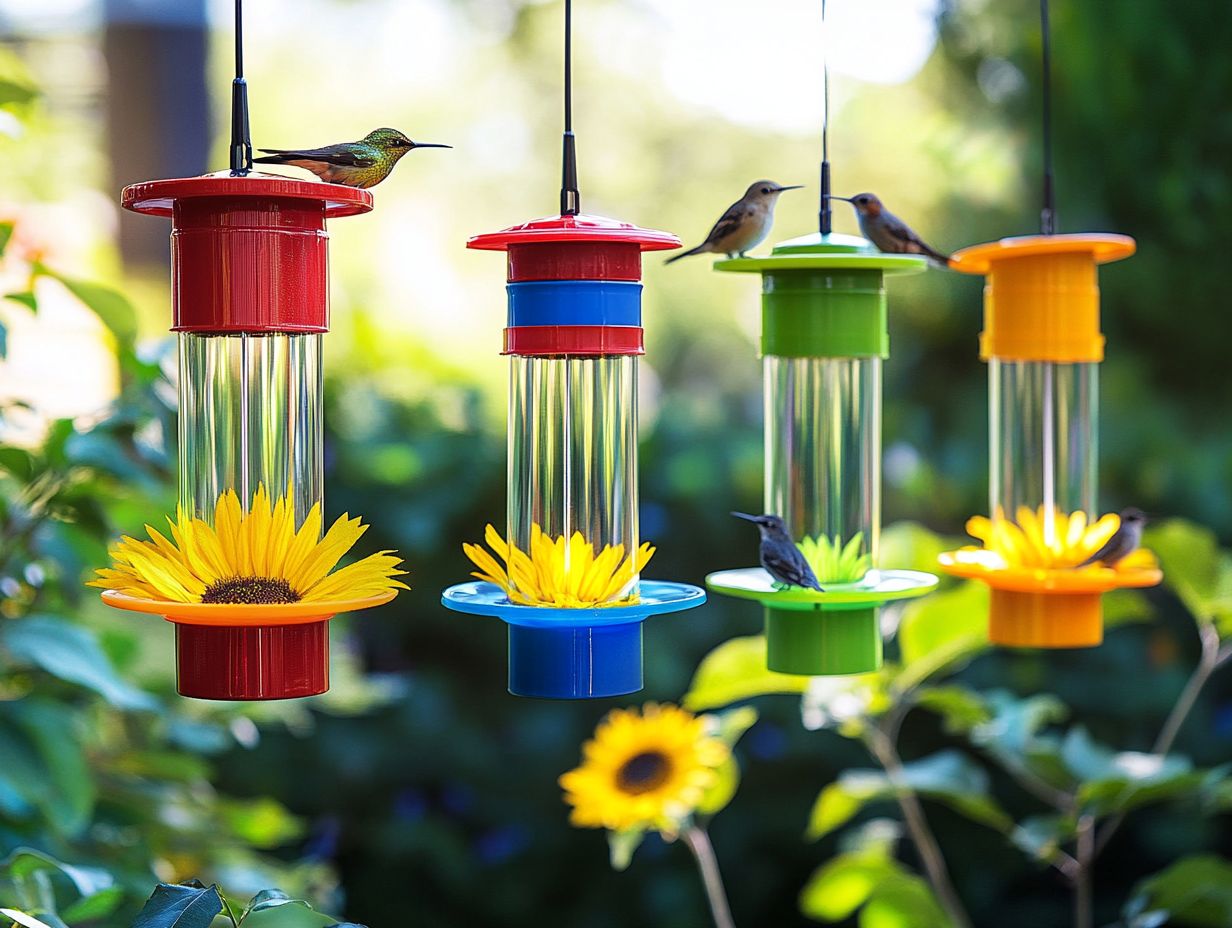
[683,825,736,928]
[867,726,973,928]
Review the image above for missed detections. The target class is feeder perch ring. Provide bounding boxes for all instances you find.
[101,590,397,626]
[705,568,938,611]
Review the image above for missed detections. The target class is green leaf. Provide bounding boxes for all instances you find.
[5,292,36,312]
[0,848,113,899]
[59,886,125,923]
[683,636,809,711]
[894,582,989,691]
[0,221,13,256]
[2,615,157,710]
[217,798,304,849]
[1061,727,1198,816]
[807,751,1011,841]
[1146,520,1232,631]
[879,521,963,575]
[696,756,740,817]
[1009,815,1074,863]
[0,78,37,106]
[242,889,316,920]
[799,847,950,926]
[0,704,94,836]
[607,829,645,872]
[34,266,138,347]
[912,685,990,734]
[132,883,224,928]
[1126,856,1232,927]
[970,691,1070,787]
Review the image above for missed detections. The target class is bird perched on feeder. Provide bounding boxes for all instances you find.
[1079,508,1148,568]
[253,128,450,189]
[836,193,950,265]
[732,512,824,592]
[666,181,803,264]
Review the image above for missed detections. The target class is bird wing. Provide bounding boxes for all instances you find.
[254,143,377,168]
[880,211,950,263]
[1078,532,1126,567]
[702,201,752,248]
[761,545,823,591]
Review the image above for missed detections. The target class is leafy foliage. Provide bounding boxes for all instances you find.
[798,532,872,584]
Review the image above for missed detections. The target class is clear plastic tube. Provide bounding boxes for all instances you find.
[764,356,880,583]
[507,355,638,598]
[178,333,323,522]
[989,359,1097,527]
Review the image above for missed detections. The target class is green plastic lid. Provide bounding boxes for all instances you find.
[715,233,926,358]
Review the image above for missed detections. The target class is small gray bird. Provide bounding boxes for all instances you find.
[1079,508,1148,568]
[836,193,950,265]
[732,512,824,592]
[667,180,802,264]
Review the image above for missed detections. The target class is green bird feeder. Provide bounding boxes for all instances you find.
[707,233,938,675]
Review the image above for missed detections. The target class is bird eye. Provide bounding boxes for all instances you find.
[761,186,771,194]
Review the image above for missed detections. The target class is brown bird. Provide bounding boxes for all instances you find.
[836,193,950,265]
[667,180,802,264]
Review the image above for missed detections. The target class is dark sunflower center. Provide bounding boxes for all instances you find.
[615,751,672,795]
[201,577,300,605]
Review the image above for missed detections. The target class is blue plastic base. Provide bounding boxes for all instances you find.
[442,580,705,700]
[509,622,642,698]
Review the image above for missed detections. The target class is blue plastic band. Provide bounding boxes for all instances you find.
[507,280,642,328]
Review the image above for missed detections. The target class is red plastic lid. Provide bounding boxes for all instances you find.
[503,325,644,356]
[468,213,680,252]
[122,171,373,218]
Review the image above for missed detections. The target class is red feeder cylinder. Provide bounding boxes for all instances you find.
[121,173,372,700]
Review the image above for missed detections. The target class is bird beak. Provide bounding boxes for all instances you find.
[414,142,452,149]
[829,195,853,203]
[775,185,804,192]
[731,511,762,524]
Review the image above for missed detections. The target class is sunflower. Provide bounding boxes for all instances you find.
[89,485,408,604]
[463,523,655,608]
[964,505,1157,571]
[559,703,729,832]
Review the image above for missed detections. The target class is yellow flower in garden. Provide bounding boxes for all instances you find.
[965,506,1157,571]
[560,703,729,832]
[89,486,408,604]
[463,523,654,608]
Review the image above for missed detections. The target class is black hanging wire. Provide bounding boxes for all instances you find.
[560,0,581,215]
[818,0,832,235]
[229,0,252,176]
[1039,0,1055,234]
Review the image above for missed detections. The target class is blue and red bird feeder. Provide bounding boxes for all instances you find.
[443,214,705,699]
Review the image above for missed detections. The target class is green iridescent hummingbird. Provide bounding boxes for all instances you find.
[253,127,450,189]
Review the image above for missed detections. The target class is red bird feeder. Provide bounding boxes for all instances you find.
[108,174,388,700]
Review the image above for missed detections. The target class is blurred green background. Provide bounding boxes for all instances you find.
[1,0,1230,926]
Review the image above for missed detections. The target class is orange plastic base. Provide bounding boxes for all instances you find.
[988,588,1103,648]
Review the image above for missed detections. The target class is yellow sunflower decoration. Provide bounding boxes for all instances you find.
[89,485,408,605]
[964,505,1158,571]
[560,703,728,832]
[463,523,655,608]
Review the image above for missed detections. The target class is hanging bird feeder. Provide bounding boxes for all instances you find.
[704,0,935,675]
[706,234,937,674]
[97,1,402,699]
[441,0,704,699]
[937,235,1161,646]
[936,0,1160,647]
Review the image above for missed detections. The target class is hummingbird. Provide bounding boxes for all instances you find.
[835,193,950,265]
[666,180,803,264]
[1079,508,1148,568]
[252,127,450,189]
[732,512,824,592]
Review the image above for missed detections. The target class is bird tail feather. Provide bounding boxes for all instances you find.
[665,244,705,265]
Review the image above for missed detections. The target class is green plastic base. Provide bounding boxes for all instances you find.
[764,606,882,676]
